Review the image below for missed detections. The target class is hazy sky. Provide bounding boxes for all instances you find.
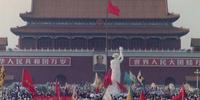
[0,0,200,49]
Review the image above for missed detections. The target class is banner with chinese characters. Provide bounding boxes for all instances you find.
[129,57,200,67]
[0,56,71,66]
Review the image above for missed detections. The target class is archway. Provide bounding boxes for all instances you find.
[130,38,144,50]
[55,37,70,49]
[146,38,160,50]
[112,38,128,50]
[21,37,36,49]
[88,37,106,51]
[71,37,87,49]
[38,37,53,49]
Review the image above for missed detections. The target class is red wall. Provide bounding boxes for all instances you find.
[5,56,196,85]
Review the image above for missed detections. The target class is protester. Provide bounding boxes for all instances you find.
[2,82,199,100]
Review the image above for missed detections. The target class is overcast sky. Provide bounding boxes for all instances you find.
[0,0,200,49]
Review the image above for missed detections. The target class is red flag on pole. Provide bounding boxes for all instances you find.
[55,80,61,100]
[103,69,112,88]
[22,69,36,96]
[180,87,185,100]
[139,91,146,100]
[107,0,120,16]
[116,82,127,92]
[172,95,181,100]
[172,87,185,100]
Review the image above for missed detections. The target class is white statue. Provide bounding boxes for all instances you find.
[110,47,124,83]
[103,47,124,99]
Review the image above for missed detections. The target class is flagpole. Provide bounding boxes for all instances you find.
[105,0,120,71]
[105,0,109,71]
[22,68,24,82]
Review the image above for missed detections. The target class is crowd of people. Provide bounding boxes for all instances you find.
[1,81,199,100]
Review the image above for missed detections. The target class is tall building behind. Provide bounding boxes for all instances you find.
[11,0,189,51]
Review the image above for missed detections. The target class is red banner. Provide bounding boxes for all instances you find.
[33,96,72,100]
[22,69,36,96]
[0,57,71,66]
[129,57,200,67]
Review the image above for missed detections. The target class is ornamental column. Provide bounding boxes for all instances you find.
[34,36,39,49]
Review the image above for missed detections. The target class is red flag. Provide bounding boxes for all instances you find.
[180,87,185,100]
[55,80,61,100]
[22,69,36,96]
[95,87,100,93]
[33,96,73,100]
[172,87,185,100]
[103,69,112,88]
[116,82,127,92]
[139,92,146,100]
[172,95,181,100]
[107,0,120,16]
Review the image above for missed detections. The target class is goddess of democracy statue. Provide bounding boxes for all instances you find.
[110,46,124,83]
[103,47,124,99]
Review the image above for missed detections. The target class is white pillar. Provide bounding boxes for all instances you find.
[194,69,200,97]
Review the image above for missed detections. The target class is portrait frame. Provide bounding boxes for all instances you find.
[93,53,107,72]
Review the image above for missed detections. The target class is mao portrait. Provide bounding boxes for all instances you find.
[93,54,107,72]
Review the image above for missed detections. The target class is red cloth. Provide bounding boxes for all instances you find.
[55,81,61,100]
[139,92,146,100]
[33,96,72,100]
[180,87,185,100]
[116,82,127,92]
[107,0,120,16]
[103,69,112,88]
[172,95,181,100]
[95,87,100,93]
[22,69,36,96]
[172,87,185,100]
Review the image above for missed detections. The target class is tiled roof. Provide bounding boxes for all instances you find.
[11,25,189,36]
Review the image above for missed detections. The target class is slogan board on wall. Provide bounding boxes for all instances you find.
[0,56,71,66]
[129,57,200,67]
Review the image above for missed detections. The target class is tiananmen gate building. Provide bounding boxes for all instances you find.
[1,0,199,86]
